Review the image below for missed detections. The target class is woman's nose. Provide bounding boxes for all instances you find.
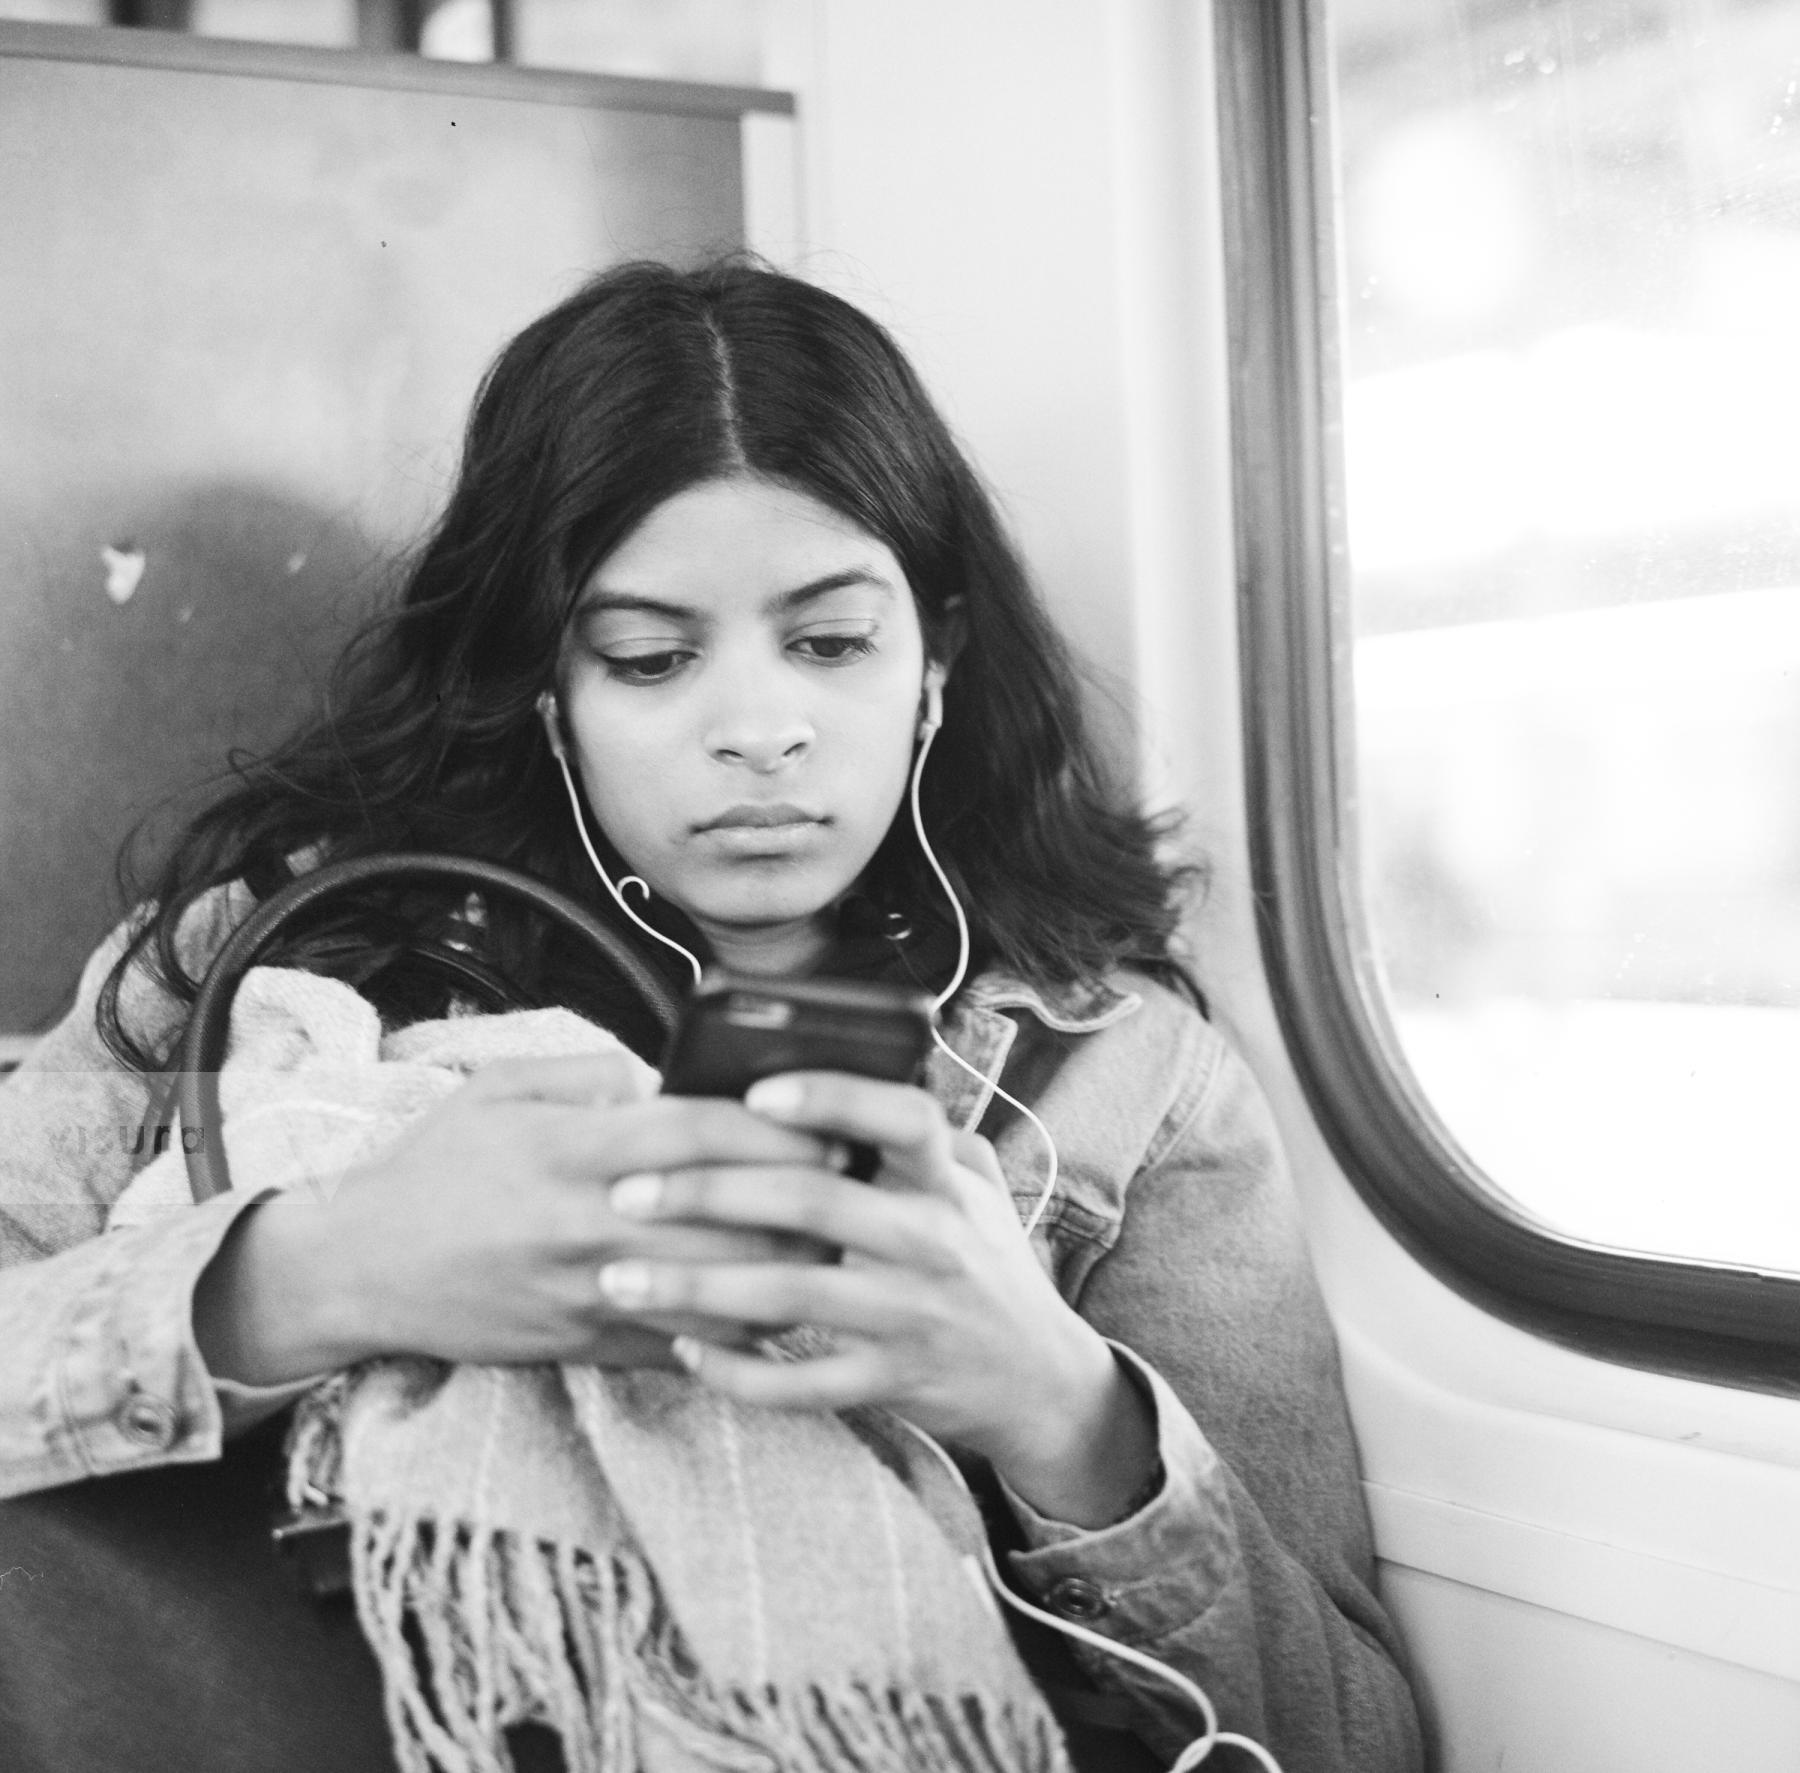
[703,688,814,771]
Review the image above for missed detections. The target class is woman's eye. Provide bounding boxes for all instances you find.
[793,633,876,665]
[601,649,691,684]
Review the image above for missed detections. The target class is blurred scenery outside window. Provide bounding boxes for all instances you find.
[1331,0,1800,1269]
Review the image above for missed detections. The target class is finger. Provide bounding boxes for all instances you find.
[584,1316,758,1371]
[607,1214,840,1269]
[596,1257,918,1336]
[551,1096,839,1180]
[671,1337,883,1412]
[951,1130,1006,1188]
[741,1074,960,1196]
[621,1310,762,1348]
[608,1165,962,1273]
[462,1052,649,1108]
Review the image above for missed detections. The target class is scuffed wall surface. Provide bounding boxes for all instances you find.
[0,42,741,1030]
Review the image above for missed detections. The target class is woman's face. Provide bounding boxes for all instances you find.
[560,475,929,976]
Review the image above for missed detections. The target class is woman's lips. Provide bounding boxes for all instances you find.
[698,803,822,831]
[694,804,827,854]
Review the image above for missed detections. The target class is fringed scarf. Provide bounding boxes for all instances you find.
[114,968,1071,1773]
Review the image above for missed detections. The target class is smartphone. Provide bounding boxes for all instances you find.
[660,972,937,1178]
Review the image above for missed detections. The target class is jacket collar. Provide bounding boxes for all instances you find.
[956,968,1143,1035]
[926,969,1142,1175]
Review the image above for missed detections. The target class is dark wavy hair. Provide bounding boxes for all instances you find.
[100,258,1199,1071]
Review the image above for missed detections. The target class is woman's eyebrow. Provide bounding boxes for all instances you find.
[577,569,895,622]
[575,590,695,622]
[767,569,897,612]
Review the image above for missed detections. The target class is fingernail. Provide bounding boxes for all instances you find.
[609,1173,662,1216]
[669,1335,703,1373]
[745,1075,804,1120]
[597,1260,654,1308]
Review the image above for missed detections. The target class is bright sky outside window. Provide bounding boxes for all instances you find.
[1330,0,1800,1272]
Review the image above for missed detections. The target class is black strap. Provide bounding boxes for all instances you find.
[177,852,683,1202]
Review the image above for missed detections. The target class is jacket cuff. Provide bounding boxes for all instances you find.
[18,1192,272,1493]
[997,1341,1237,1645]
[213,1371,327,1434]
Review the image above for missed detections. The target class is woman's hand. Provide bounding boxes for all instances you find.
[596,1072,1160,1530]
[193,1053,842,1388]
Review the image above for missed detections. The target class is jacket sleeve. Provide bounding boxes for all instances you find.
[0,913,314,1501]
[998,1032,1424,1773]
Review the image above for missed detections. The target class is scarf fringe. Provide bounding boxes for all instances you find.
[327,1494,1067,1773]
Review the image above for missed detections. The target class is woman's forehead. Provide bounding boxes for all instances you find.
[584,476,913,616]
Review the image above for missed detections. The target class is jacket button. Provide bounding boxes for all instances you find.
[118,1393,178,1450]
[1044,1576,1111,1622]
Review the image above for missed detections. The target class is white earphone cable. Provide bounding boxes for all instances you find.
[547,687,1280,1771]
[909,721,1062,1234]
[905,702,1282,1771]
[547,684,1048,1227]
[911,721,970,1014]
[549,743,705,988]
[893,1415,1283,1773]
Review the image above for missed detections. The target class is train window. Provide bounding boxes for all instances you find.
[1218,0,1800,1379]
[1342,4,1800,1269]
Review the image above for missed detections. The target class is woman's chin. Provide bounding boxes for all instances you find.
[683,862,846,924]
[677,882,846,971]
[694,899,832,939]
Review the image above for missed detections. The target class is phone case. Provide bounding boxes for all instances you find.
[660,973,936,1099]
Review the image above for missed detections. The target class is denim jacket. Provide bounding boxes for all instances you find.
[0,895,1422,1773]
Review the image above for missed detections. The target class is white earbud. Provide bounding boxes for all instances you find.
[918,662,947,740]
[536,689,568,763]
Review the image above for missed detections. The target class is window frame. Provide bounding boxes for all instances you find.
[1212,0,1800,1394]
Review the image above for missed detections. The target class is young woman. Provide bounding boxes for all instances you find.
[0,260,1422,1772]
